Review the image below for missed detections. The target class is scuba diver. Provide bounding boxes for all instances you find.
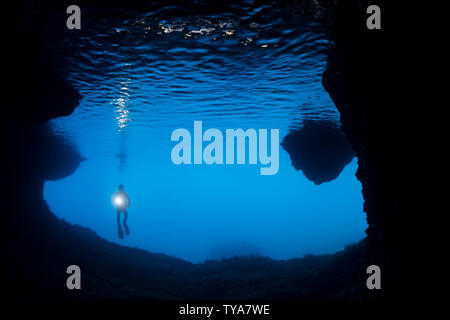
[112,184,130,239]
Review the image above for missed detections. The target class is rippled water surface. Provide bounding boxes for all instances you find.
[44,3,366,262]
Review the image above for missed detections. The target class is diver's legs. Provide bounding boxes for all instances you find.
[117,210,124,239]
[123,210,130,236]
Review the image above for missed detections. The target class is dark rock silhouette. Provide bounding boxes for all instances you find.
[5,23,80,124]
[303,0,435,299]
[282,120,355,184]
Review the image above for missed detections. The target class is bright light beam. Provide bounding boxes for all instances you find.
[114,194,125,207]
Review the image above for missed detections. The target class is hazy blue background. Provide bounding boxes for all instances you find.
[43,10,366,263]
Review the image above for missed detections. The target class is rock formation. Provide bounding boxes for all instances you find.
[281,120,355,184]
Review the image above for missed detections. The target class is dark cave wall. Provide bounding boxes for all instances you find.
[313,0,434,298]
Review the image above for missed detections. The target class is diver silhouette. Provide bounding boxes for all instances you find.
[113,185,130,239]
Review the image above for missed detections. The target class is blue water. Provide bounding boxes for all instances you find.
[44,7,366,263]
